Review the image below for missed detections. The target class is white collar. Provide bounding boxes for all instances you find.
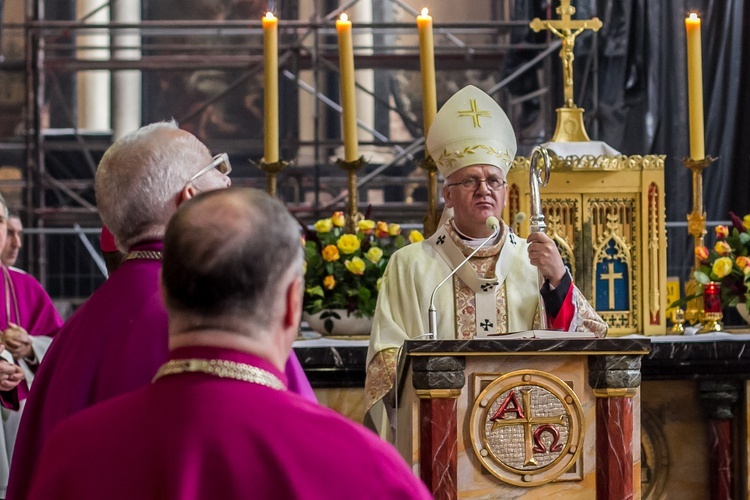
[451,220,502,248]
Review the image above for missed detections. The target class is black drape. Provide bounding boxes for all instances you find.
[565,0,746,281]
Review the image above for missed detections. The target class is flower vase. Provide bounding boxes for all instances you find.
[736,303,750,325]
[303,309,373,337]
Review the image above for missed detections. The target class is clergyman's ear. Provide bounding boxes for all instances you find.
[443,184,454,208]
[283,275,303,330]
[178,184,199,207]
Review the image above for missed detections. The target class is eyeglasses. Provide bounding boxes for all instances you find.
[186,153,232,186]
[444,176,507,191]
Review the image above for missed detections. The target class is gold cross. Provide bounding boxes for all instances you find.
[601,262,623,310]
[530,0,602,107]
[457,99,491,128]
[491,388,565,466]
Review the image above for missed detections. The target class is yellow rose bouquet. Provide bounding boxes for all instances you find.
[303,212,421,322]
[693,212,750,307]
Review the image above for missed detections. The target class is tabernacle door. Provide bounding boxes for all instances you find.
[395,337,650,500]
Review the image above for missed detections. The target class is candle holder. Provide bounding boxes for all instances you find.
[699,281,723,333]
[700,312,723,333]
[670,307,686,334]
[683,155,718,325]
[255,158,290,197]
[335,156,366,234]
[419,155,439,237]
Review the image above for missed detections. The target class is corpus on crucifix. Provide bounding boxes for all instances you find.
[530,0,602,108]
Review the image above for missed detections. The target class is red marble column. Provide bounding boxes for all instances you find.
[412,355,465,500]
[699,382,738,500]
[707,419,732,500]
[588,355,643,500]
[595,396,634,500]
[419,398,458,500]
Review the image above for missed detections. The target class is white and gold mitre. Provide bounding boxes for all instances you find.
[426,85,517,178]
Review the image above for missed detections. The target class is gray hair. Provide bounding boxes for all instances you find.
[95,121,209,251]
[0,193,7,218]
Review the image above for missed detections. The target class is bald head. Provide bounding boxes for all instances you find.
[95,121,225,252]
[162,187,302,331]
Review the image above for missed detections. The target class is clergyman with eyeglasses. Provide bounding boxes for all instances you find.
[364,86,607,437]
[7,121,316,500]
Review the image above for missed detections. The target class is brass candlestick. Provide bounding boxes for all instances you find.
[336,156,366,233]
[670,307,686,334]
[257,159,290,197]
[420,155,439,237]
[699,312,723,333]
[682,155,718,325]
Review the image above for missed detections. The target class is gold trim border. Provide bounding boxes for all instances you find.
[416,389,462,399]
[409,350,649,357]
[511,154,665,172]
[592,388,637,398]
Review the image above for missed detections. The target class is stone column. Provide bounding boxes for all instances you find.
[589,355,642,500]
[699,381,738,500]
[350,0,373,152]
[412,356,465,500]
[111,0,141,139]
[76,0,110,131]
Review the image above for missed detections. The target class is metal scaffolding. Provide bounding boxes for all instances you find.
[2,0,596,297]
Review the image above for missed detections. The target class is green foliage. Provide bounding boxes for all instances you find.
[303,215,423,319]
[693,219,750,309]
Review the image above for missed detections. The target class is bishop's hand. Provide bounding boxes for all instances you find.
[526,232,566,288]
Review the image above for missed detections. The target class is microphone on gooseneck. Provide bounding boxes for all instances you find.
[426,217,500,340]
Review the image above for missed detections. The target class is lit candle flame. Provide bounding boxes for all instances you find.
[340,13,349,22]
[421,8,429,16]
[265,11,275,20]
[688,12,698,20]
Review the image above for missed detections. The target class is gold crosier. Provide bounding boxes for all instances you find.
[530,0,602,142]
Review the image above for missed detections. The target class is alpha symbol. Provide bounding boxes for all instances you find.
[490,388,566,466]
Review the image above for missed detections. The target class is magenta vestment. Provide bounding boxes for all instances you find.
[28,345,431,500]
[8,242,316,500]
[0,267,62,339]
[0,267,62,498]
[0,266,63,402]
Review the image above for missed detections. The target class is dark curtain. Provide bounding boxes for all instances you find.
[570,0,746,281]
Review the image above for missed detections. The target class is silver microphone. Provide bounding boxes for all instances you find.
[426,217,501,339]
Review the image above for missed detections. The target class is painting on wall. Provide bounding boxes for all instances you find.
[142,0,297,154]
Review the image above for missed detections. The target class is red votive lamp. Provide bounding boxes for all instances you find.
[704,281,722,313]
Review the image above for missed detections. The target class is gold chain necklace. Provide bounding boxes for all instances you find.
[123,250,163,262]
[152,358,286,391]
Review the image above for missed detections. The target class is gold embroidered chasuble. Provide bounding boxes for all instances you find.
[366,220,537,411]
[365,219,607,413]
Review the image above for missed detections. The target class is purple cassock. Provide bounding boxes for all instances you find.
[8,241,316,500]
[0,266,63,405]
[0,266,62,499]
[27,345,431,500]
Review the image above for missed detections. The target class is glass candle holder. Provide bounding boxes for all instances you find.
[704,281,722,313]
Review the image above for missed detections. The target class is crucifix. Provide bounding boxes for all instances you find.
[530,0,602,141]
[531,0,602,108]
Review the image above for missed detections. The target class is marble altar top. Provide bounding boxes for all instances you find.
[292,332,750,386]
